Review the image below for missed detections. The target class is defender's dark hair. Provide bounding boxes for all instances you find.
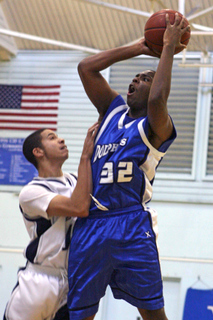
[22,128,47,169]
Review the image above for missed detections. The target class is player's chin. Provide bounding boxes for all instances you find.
[127,93,133,104]
[63,150,69,160]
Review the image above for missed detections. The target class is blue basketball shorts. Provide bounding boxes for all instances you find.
[68,204,164,320]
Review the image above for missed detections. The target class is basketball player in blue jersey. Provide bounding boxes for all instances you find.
[68,13,190,320]
[4,123,99,320]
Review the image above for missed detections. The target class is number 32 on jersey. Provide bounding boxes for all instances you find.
[100,161,133,184]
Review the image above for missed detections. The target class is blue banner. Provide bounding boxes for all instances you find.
[0,138,37,185]
[183,288,213,319]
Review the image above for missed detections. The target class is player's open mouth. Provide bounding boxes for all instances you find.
[128,84,135,95]
[61,145,67,150]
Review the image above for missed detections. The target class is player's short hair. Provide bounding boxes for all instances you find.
[23,128,47,169]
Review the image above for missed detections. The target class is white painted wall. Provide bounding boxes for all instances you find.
[0,192,27,317]
[152,201,213,320]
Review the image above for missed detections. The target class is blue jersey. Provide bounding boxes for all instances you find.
[90,95,176,213]
[68,95,177,318]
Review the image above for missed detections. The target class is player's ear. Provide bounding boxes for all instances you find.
[33,147,44,159]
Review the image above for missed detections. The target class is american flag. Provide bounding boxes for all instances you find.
[0,84,60,131]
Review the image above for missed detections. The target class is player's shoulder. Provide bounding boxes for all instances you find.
[100,95,128,127]
[24,177,54,191]
[19,178,54,202]
[110,95,127,111]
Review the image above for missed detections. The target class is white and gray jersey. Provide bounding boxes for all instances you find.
[19,172,77,269]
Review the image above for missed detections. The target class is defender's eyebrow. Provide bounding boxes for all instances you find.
[47,132,57,138]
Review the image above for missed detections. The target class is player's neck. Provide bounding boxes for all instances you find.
[128,108,147,118]
[38,163,63,178]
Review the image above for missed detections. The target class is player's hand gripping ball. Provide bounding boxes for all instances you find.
[144,9,191,54]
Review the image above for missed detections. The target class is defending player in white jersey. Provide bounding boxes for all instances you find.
[67,13,190,320]
[4,123,99,320]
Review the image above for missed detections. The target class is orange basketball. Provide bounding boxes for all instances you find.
[144,9,191,54]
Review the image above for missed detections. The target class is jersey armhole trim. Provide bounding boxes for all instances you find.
[137,120,165,157]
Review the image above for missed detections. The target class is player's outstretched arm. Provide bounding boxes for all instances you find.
[47,122,99,217]
[147,13,190,149]
[78,39,160,121]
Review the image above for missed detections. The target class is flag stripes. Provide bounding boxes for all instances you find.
[0,84,60,131]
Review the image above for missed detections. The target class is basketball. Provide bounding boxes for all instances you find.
[144,9,191,55]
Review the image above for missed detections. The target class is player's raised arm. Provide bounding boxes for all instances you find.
[47,122,99,218]
[78,39,160,121]
[147,13,190,149]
